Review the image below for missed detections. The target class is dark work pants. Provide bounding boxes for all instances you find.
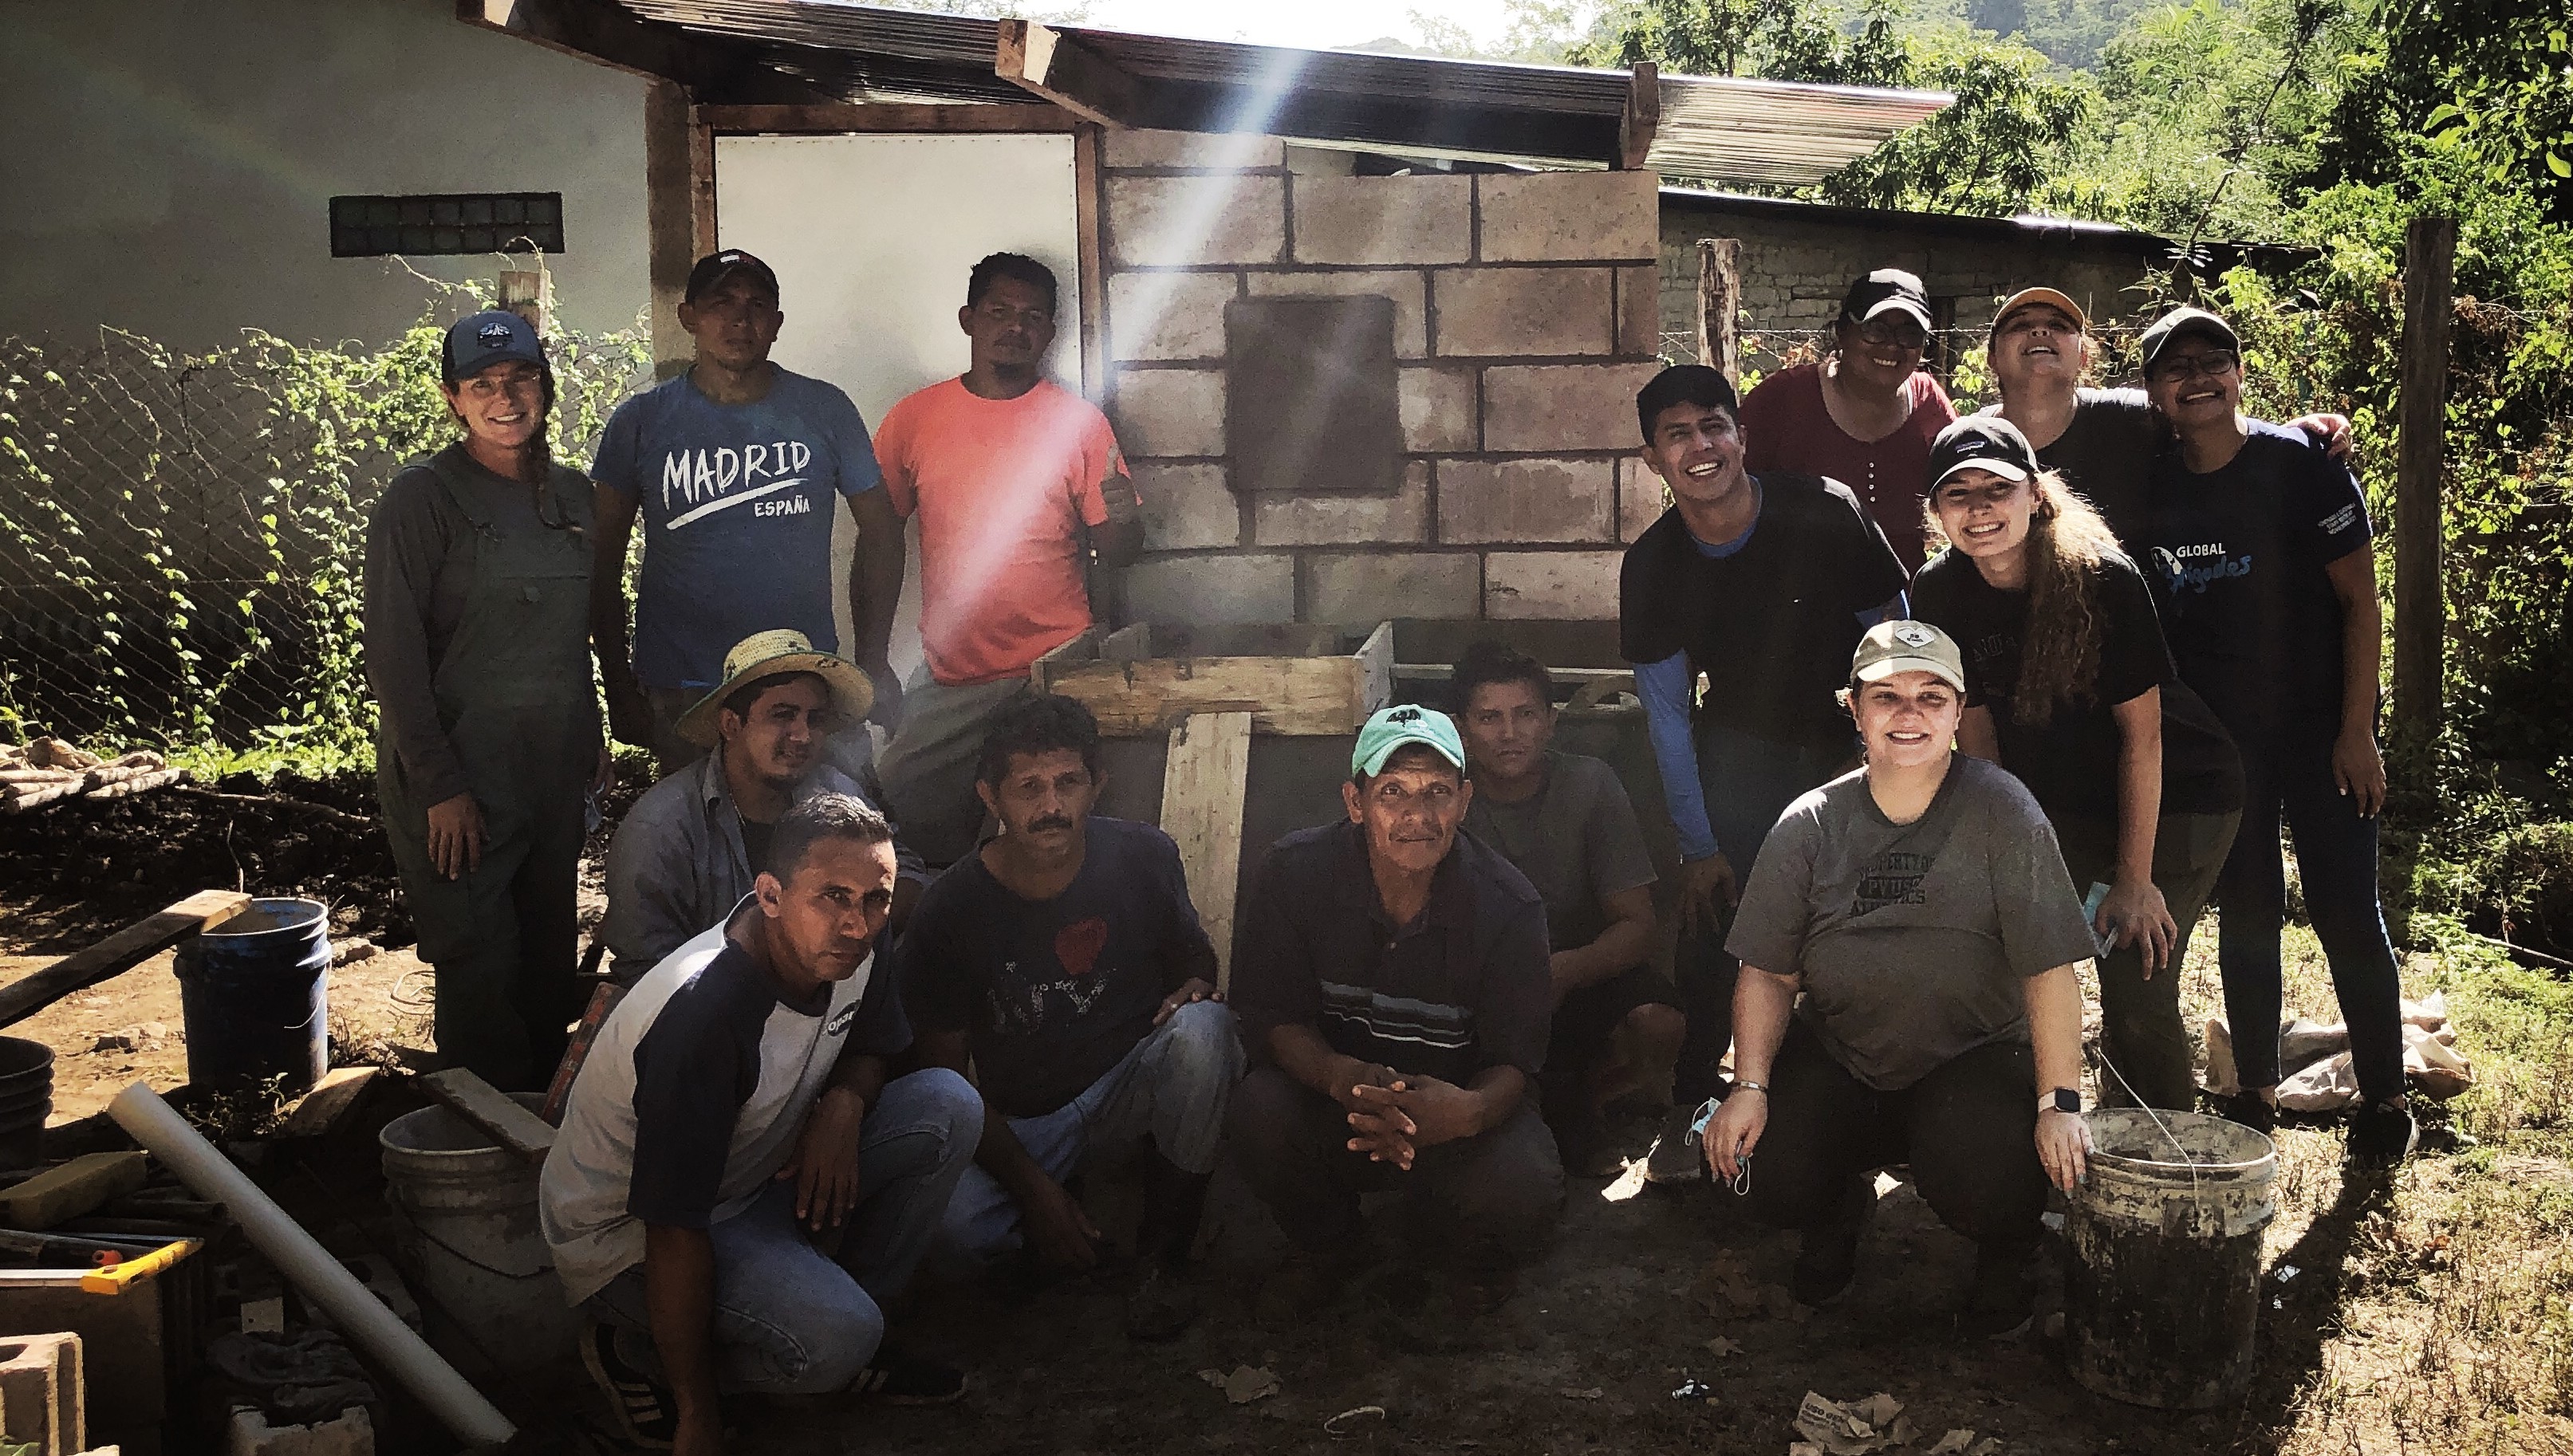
[1226,1066,1564,1268]
[2216,736,2406,1103]
[1738,1021,2048,1257]
[2054,809,2242,1111]
[1673,725,1851,1105]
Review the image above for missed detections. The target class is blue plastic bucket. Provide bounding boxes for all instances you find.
[175,897,330,1093]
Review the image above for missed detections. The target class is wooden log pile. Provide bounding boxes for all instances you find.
[1,738,188,813]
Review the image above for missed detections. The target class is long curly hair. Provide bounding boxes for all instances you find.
[1926,466,2128,727]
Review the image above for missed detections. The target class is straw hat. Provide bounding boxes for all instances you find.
[675,629,874,749]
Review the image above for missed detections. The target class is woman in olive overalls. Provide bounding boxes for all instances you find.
[365,310,607,1091]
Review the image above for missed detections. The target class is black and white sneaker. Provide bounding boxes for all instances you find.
[581,1319,676,1450]
[849,1350,967,1405]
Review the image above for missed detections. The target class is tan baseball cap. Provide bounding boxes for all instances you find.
[675,629,874,748]
[1851,620,1967,695]
[1991,286,2089,337]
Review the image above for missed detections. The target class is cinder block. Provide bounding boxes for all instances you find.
[1102,128,1286,171]
[1476,171,1661,262]
[1484,549,1624,620]
[226,1403,373,1455]
[1108,175,1286,267]
[0,1331,81,1454]
[1245,270,1428,357]
[1124,553,1296,625]
[1436,458,1615,545]
[1109,368,1226,458]
[1134,462,1239,550]
[1617,263,1665,357]
[1109,272,1240,360]
[1432,267,1614,357]
[1482,363,1665,452]
[1619,455,1669,542]
[1398,366,1476,452]
[1255,463,1429,546]
[1303,552,1482,624]
[1290,175,1472,266]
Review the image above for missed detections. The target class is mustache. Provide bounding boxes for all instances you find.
[1025,814,1076,834]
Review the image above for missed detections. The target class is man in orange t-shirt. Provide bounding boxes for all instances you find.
[873,253,1141,865]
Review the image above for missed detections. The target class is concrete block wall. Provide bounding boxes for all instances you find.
[1654,207,2158,388]
[1100,130,1665,628]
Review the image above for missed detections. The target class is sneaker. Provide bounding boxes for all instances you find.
[1790,1183,1869,1306]
[1123,1264,1201,1342]
[848,1350,967,1405]
[2213,1090,2277,1136]
[580,1319,676,1450]
[1958,1245,2034,1339]
[2348,1097,2417,1170]
[1643,1102,1706,1185]
[1255,1249,1362,1327]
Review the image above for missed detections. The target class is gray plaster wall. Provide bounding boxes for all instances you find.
[0,0,650,352]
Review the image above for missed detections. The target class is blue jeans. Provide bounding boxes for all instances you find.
[585,1068,983,1395]
[2216,736,2406,1104]
[936,1000,1243,1268]
[1673,723,1854,1104]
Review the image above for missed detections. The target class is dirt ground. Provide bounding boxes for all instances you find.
[0,776,2560,1456]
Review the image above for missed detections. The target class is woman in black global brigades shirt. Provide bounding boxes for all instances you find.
[1910,416,2243,1113]
[2134,306,2413,1167]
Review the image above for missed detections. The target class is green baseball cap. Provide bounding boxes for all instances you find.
[1351,704,1466,777]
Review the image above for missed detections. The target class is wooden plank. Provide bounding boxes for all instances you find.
[0,1153,148,1231]
[0,891,250,1031]
[995,19,1141,129]
[645,81,701,377]
[1074,120,1108,403]
[460,0,832,101]
[2394,213,2457,744]
[275,1066,380,1140]
[1356,620,1396,718]
[698,103,1080,135]
[1616,62,1660,171]
[1100,623,1154,662]
[418,1069,556,1162]
[1040,655,1369,736]
[1395,663,1633,683]
[1160,713,1253,993]
[1696,237,1744,384]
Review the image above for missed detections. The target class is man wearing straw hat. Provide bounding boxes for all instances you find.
[602,629,926,983]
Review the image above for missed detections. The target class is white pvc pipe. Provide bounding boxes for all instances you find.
[108,1081,518,1447]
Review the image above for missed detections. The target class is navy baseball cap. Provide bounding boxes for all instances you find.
[442,309,544,384]
[1927,415,2039,490]
[684,250,781,305]
[1839,268,1934,333]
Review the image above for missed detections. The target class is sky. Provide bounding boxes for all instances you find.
[1065,0,1543,53]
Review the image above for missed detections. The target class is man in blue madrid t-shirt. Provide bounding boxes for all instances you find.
[590,250,908,772]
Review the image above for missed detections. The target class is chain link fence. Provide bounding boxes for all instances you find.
[0,317,648,762]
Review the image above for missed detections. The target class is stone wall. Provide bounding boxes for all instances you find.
[1099,132,1666,629]
[1654,198,2164,380]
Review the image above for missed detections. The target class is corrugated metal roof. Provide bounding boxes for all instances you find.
[607,0,1948,186]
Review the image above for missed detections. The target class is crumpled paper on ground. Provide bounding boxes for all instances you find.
[2202,994,2469,1108]
[1200,1365,1279,1403]
[1791,1391,1906,1455]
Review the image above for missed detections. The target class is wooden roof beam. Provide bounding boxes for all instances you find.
[1617,61,1660,171]
[995,19,1143,128]
[462,0,832,103]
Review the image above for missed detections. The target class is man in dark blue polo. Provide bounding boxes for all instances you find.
[1226,706,1562,1324]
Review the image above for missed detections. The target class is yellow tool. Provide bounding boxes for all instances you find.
[79,1238,199,1295]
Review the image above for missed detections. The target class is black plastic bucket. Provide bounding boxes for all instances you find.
[0,1037,54,1169]
[175,896,330,1094]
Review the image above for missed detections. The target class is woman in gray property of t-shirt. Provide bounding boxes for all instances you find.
[1696,619,2102,1338]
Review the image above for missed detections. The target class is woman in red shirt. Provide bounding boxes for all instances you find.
[1738,268,1956,563]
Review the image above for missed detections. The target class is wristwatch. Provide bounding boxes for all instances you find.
[2041,1088,2082,1115]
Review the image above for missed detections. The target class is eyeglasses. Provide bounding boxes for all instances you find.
[1853,317,1928,350]
[2148,351,2240,384]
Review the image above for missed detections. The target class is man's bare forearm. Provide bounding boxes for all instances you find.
[848,490,905,675]
[1266,1023,1372,1104]
[644,1224,720,1420]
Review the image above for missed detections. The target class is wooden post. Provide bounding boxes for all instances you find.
[1159,712,1253,993]
[644,80,715,380]
[498,264,550,335]
[1695,237,1743,384]
[2394,213,2457,743]
[1617,61,1660,171]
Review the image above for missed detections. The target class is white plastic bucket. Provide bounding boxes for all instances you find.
[378,1098,576,1370]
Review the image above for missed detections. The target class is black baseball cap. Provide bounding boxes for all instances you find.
[1839,268,1934,333]
[684,250,781,305]
[2137,306,2239,372]
[1926,415,2039,490]
[442,309,545,384]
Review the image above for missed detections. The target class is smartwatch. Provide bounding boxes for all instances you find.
[2041,1088,2082,1115]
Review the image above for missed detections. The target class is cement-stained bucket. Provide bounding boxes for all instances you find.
[2065,1108,2277,1408]
[379,1096,576,1370]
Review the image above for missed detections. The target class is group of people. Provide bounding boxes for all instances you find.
[362,252,2415,1453]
